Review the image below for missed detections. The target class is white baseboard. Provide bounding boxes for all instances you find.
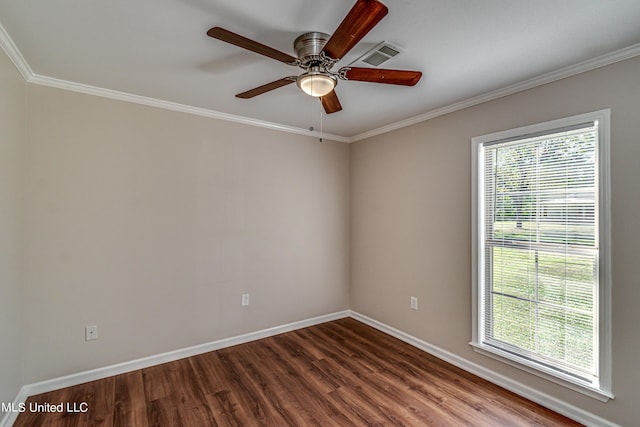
[0,310,349,427]
[2,310,617,427]
[349,311,618,427]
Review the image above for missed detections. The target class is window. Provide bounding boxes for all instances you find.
[471,110,612,401]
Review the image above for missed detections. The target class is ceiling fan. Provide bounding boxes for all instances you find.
[207,0,422,114]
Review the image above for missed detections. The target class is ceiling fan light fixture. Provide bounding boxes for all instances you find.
[208,0,421,114]
[297,71,337,97]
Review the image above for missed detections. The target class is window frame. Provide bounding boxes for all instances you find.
[471,110,613,401]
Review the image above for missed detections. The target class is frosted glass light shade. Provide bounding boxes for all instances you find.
[297,73,337,97]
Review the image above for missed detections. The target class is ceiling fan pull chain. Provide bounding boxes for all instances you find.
[320,102,324,143]
[310,93,314,131]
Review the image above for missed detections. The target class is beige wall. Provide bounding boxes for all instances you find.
[350,56,640,426]
[0,47,25,405]
[22,85,350,383]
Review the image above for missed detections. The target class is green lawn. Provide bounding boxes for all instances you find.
[489,244,596,372]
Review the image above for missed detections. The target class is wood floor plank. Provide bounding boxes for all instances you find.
[243,341,339,425]
[332,319,545,426]
[270,335,342,394]
[332,319,544,425]
[113,371,148,427]
[13,318,583,426]
[89,376,116,426]
[214,346,292,426]
[189,353,251,426]
[201,390,245,427]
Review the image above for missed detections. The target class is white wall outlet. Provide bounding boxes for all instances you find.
[85,325,98,341]
[241,293,250,307]
[410,296,418,310]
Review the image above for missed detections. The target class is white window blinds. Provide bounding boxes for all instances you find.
[481,122,599,385]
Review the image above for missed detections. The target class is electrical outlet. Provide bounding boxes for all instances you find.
[410,296,418,310]
[85,325,98,341]
[241,293,250,307]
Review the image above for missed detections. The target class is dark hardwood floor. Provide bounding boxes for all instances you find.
[14,318,582,426]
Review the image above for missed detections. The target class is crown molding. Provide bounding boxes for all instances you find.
[2,18,639,144]
[349,42,640,142]
[27,74,350,143]
[0,21,348,143]
[0,21,32,80]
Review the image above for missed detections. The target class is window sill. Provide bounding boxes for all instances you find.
[469,341,614,402]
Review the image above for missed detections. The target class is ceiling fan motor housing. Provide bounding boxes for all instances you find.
[294,32,331,68]
[294,32,338,97]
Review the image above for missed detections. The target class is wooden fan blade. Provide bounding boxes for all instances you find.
[236,77,297,99]
[321,90,343,114]
[322,0,388,61]
[343,67,422,86]
[207,27,298,65]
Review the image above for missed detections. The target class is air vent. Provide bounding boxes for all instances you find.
[354,41,401,67]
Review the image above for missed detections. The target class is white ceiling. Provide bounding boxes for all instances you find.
[1,0,640,139]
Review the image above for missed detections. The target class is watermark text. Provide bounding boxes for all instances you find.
[1,401,89,414]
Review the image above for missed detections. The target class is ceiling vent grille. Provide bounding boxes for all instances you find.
[355,42,401,67]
